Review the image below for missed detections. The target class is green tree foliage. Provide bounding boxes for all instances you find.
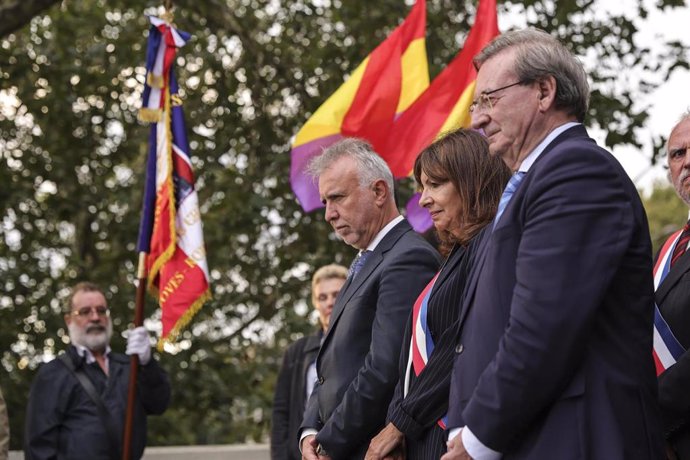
[1,0,688,449]
[642,182,689,254]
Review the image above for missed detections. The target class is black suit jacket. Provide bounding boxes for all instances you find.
[656,239,690,459]
[447,125,664,459]
[271,330,323,460]
[301,219,440,459]
[386,242,475,459]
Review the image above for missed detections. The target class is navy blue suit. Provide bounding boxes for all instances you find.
[301,219,440,459]
[447,125,664,459]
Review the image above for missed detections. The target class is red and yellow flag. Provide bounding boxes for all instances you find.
[381,0,499,179]
[290,0,429,211]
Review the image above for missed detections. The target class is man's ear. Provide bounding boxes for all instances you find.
[371,179,390,206]
[64,313,72,327]
[536,75,557,112]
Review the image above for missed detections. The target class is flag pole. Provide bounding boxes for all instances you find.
[122,252,148,460]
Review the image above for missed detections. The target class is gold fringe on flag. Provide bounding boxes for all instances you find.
[147,73,165,89]
[156,288,212,352]
[138,108,162,123]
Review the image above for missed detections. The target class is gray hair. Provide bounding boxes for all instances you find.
[307,138,395,193]
[666,109,690,159]
[474,28,590,123]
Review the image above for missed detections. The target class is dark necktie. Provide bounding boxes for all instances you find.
[493,171,526,230]
[348,250,371,279]
[671,221,690,267]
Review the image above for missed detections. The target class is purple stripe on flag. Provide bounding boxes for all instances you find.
[141,24,162,109]
[290,134,343,211]
[170,75,191,159]
[137,124,158,252]
[406,193,432,233]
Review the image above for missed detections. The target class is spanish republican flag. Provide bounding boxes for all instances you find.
[382,0,499,179]
[138,16,211,350]
[290,0,429,212]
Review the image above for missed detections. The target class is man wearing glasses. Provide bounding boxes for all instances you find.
[25,282,170,460]
[443,29,663,459]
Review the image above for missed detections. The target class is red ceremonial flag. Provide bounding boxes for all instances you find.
[381,0,499,179]
[138,16,211,350]
[290,0,429,211]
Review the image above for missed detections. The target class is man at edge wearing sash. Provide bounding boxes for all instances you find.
[655,111,690,459]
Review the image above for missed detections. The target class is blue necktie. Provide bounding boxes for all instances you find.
[348,250,371,279]
[493,171,526,230]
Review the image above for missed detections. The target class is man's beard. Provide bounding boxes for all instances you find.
[672,168,690,207]
[68,321,113,352]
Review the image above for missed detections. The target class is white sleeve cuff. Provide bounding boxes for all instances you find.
[448,427,462,441]
[299,429,318,453]
[462,426,501,460]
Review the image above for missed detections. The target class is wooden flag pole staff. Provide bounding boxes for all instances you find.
[122,252,148,460]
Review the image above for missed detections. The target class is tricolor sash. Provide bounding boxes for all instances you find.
[404,273,447,429]
[652,229,687,376]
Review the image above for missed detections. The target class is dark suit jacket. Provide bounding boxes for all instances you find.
[656,240,690,459]
[301,219,440,459]
[271,330,323,460]
[447,125,664,459]
[386,243,474,459]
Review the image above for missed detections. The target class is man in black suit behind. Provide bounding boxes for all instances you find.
[657,111,690,459]
[271,264,348,460]
[299,138,440,460]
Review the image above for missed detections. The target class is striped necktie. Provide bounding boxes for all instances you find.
[671,221,690,267]
[348,250,371,279]
[493,171,526,230]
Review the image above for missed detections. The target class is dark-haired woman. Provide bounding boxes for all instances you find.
[365,128,510,459]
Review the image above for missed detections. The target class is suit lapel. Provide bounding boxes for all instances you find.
[656,249,690,305]
[455,227,492,333]
[429,245,465,301]
[320,219,412,354]
[455,125,592,332]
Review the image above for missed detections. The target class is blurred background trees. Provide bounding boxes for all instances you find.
[1,0,688,449]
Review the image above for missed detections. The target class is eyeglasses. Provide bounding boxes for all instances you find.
[71,306,110,318]
[469,80,526,114]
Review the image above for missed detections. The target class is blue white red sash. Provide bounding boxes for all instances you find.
[652,229,686,376]
[404,273,447,429]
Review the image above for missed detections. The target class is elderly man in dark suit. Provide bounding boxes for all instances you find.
[443,29,664,460]
[299,138,440,460]
[655,111,690,459]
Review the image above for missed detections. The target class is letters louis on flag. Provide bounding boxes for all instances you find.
[138,16,211,350]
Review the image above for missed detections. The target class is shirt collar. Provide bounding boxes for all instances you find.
[74,344,111,366]
[518,122,581,173]
[366,215,404,252]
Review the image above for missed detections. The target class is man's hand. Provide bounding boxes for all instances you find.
[126,326,152,365]
[302,435,319,460]
[441,433,473,460]
[365,423,405,460]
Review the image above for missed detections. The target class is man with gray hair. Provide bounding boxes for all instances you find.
[25,282,170,460]
[655,111,690,459]
[443,29,663,459]
[300,138,440,459]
